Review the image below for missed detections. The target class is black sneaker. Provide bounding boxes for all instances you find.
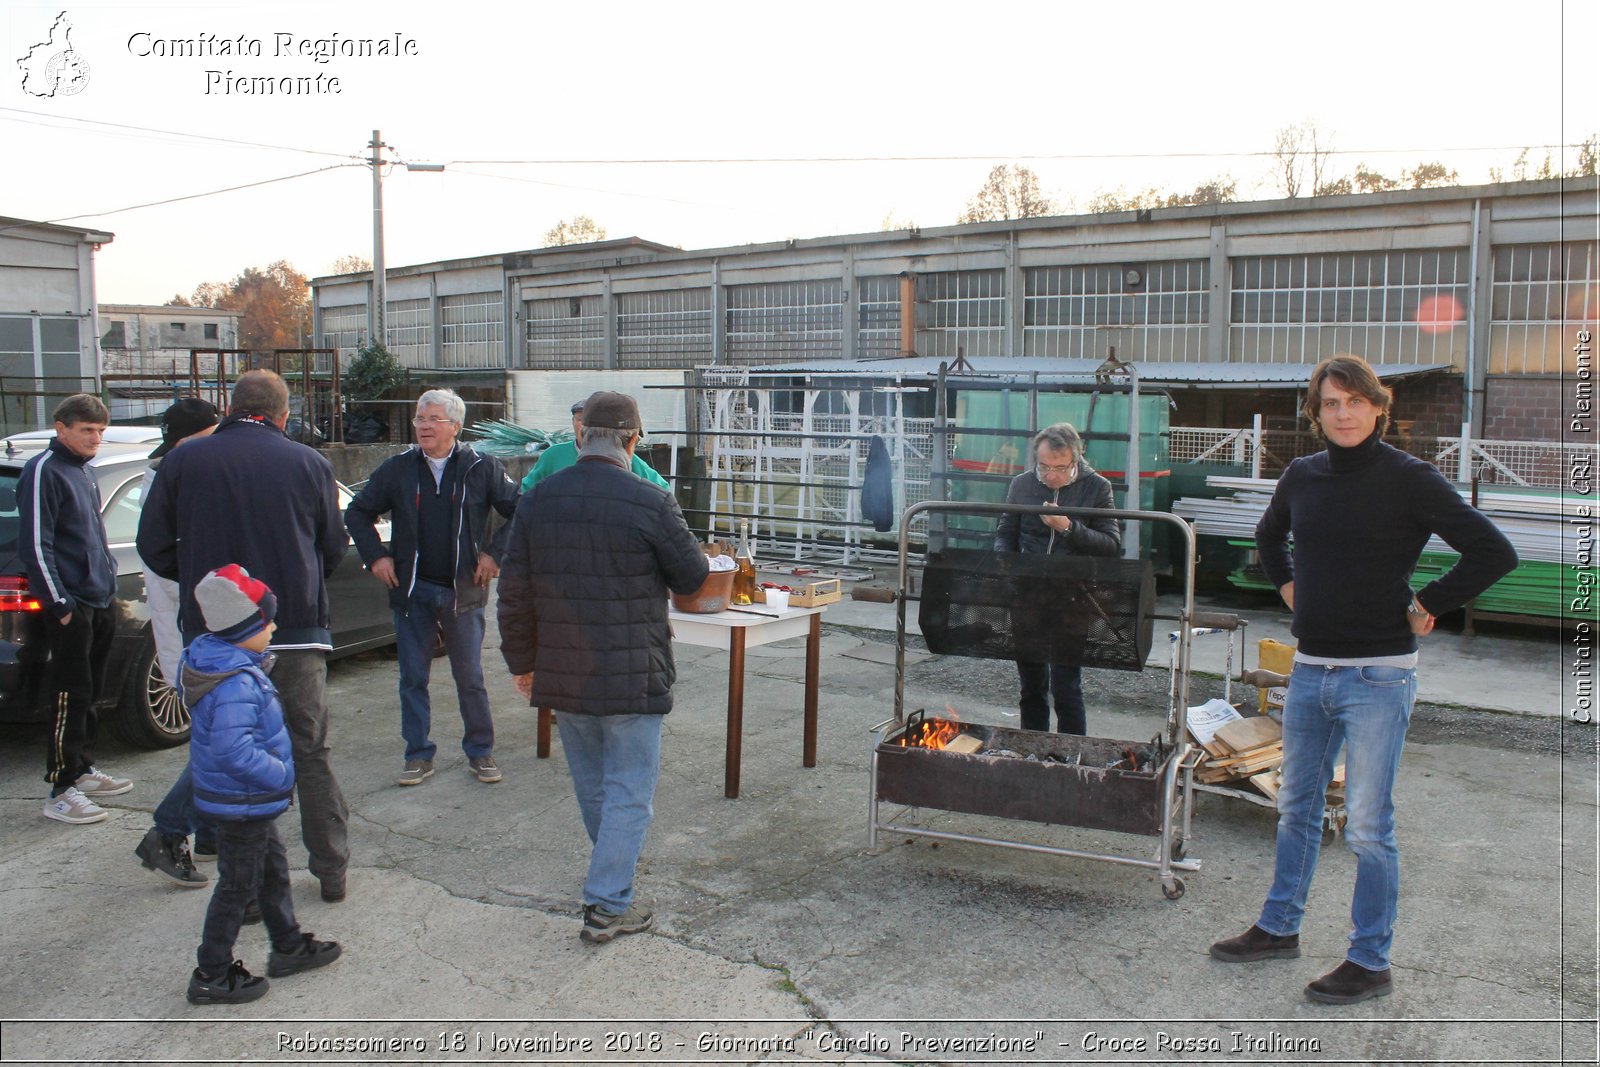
[192,842,217,863]
[187,960,268,1005]
[135,828,208,888]
[580,902,652,944]
[267,933,343,978]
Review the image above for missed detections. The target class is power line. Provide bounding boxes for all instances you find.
[0,164,361,234]
[444,144,1583,167]
[0,106,360,160]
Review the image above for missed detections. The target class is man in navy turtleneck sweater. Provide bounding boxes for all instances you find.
[1209,355,1516,1005]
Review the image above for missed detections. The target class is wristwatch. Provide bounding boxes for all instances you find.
[1406,596,1431,619]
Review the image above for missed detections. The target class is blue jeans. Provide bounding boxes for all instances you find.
[396,581,494,763]
[153,761,217,852]
[196,817,300,976]
[1258,661,1417,971]
[1016,661,1087,734]
[556,713,663,914]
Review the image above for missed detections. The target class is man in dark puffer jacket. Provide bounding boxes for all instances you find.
[498,391,708,945]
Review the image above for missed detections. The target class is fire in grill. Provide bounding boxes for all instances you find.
[876,711,1175,837]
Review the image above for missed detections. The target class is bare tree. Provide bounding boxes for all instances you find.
[1272,121,1337,197]
[959,164,1059,223]
[1273,124,1305,198]
[331,253,372,274]
[543,216,607,247]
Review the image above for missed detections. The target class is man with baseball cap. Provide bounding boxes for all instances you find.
[518,393,669,493]
[498,390,708,944]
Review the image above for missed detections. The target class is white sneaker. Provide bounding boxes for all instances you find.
[43,786,108,824]
[74,766,132,796]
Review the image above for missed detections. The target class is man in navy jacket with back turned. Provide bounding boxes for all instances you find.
[138,370,352,905]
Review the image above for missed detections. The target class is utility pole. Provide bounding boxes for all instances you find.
[367,129,444,353]
[369,129,387,350]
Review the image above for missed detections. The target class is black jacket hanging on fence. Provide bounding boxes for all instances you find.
[861,435,894,532]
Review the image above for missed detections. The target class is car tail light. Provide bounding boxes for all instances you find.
[0,575,43,612]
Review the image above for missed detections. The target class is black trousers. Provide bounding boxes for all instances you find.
[1016,660,1087,735]
[196,817,300,976]
[44,603,116,790]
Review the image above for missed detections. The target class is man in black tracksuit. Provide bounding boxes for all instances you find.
[345,387,520,787]
[21,394,130,824]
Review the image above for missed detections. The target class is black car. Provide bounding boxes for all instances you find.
[0,428,396,748]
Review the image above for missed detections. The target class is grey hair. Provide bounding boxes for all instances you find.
[1032,422,1083,461]
[581,425,636,451]
[416,388,466,425]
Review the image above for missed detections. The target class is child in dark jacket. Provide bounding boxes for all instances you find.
[184,565,341,1005]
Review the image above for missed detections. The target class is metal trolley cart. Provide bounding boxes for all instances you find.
[869,501,1236,900]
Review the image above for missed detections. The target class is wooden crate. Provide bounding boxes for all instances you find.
[790,578,841,607]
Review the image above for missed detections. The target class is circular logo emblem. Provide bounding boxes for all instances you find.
[43,50,90,96]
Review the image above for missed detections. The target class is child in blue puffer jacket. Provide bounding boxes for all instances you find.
[183,565,342,1005]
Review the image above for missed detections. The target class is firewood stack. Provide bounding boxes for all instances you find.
[1192,714,1284,797]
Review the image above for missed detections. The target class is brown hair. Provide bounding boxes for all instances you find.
[1302,355,1392,439]
[229,370,290,419]
[52,393,109,426]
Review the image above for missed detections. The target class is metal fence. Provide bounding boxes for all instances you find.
[1170,425,1581,488]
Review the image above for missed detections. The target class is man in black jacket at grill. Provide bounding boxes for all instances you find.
[497,391,708,945]
[993,422,1122,735]
[346,387,520,787]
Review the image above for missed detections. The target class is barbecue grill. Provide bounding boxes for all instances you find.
[870,501,1229,900]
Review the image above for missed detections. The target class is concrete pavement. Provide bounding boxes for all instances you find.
[0,584,1592,1065]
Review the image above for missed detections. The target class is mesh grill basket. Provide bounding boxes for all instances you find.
[918,548,1155,671]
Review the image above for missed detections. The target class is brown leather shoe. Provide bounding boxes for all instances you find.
[1306,960,1392,1004]
[1209,924,1301,962]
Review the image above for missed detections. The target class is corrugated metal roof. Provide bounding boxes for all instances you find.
[724,357,1453,388]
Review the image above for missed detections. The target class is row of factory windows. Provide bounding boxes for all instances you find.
[318,242,1596,375]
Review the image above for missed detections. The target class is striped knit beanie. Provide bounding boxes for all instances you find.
[195,564,277,643]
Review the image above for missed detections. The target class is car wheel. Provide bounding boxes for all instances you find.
[115,633,189,747]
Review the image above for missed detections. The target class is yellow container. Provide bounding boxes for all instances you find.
[1257,638,1296,713]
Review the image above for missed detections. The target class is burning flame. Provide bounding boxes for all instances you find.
[900,707,963,750]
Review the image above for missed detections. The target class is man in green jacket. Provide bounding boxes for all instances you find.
[520,396,669,492]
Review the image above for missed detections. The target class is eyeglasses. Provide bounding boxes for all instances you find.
[411,416,455,427]
[1036,463,1076,478]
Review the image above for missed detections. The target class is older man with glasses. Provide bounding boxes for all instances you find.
[346,388,520,787]
[993,422,1121,735]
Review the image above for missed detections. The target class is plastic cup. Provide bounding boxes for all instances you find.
[765,589,791,610]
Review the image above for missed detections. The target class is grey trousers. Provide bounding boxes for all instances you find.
[269,649,349,887]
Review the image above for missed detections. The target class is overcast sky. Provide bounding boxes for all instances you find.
[5,0,1596,305]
